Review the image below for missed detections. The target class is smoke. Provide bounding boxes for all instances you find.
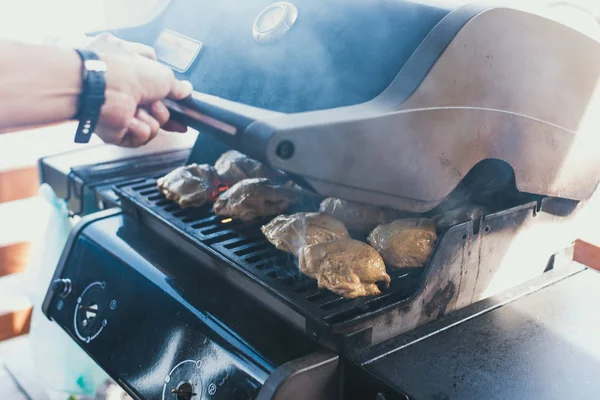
[158,0,449,113]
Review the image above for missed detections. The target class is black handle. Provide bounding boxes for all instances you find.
[164,96,249,137]
[165,91,285,162]
[164,92,284,137]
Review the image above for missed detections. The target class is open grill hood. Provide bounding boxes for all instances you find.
[113,0,600,212]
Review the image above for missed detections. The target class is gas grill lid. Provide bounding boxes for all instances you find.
[114,2,600,212]
[110,0,453,113]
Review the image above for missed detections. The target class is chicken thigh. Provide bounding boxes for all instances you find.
[298,239,391,299]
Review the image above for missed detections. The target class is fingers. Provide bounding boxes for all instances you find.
[123,117,152,147]
[168,79,193,100]
[136,108,160,134]
[149,101,170,125]
[148,101,188,133]
[120,108,161,148]
[135,108,162,145]
[148,101,189,133]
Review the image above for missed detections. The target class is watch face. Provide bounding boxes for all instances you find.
[154,29,203,73]
[84,60,107,72]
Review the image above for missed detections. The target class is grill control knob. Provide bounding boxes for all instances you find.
[162,360,202,400]
[171,382,196,400]
[51,278,72,297]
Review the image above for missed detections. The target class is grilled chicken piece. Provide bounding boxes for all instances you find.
[214,178,298,221]
[432,205,488,232]
[298,239,391,299]
[261,212,350,256]
[157,164,219,208]
[368,218,437,269]
[215,150,284,184]
[319,198,402,232]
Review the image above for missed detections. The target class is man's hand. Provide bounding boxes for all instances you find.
[95,53,192,147]
[0,37,192,146]
[87,34,192,147]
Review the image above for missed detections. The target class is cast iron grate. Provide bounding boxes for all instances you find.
[115,177,424,330]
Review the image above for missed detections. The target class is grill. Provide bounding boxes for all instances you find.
[114,161,582,353]
[40,1,600,397]
[33,0,600,397]
[114,167,580,354]
[115,176,427,350]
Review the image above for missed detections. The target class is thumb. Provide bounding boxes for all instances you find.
[168,80,193,100]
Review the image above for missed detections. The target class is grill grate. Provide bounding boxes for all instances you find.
[115,177,425,339]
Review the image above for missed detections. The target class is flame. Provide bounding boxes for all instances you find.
[210,184,231,202]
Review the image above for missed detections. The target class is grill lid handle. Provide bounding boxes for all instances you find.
[164,91,284,147]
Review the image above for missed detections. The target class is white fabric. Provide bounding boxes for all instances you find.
[23,184,108,397]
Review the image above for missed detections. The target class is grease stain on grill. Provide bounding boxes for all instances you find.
[424,281,456,318]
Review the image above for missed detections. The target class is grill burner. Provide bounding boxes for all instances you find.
[116,177,425,342]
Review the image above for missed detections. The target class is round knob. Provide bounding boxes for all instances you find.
[276,141,295,159]
[252,2,298,43]
[51,278,72,297]
[171,382,196,400]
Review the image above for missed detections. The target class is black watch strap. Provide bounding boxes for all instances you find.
[73,49,107,143]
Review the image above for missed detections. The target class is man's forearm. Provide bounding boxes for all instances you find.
[0,39,81,131]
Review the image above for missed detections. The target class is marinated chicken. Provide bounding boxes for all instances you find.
[156,164,219,208]
[298,239,391,298]
[213,178,298,221]
[215,150,284,184]
[319,198,402,232]
[431,205,488,232]
[368,218,437,269]
[261,212,350,256]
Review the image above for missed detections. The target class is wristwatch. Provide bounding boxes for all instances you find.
[73,49,107,143]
